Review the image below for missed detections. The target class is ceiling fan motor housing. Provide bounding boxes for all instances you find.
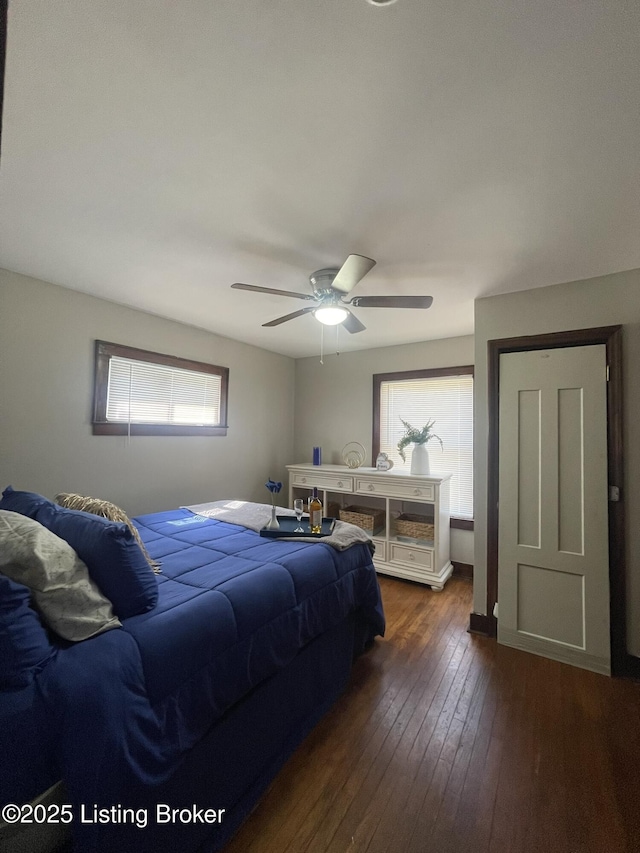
[309,268,341,299]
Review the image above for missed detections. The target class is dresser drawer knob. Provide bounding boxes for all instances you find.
[409,552,415,561]
[368,484,375,491]
[337,481,343,488]
[301,477,307,484]
[414,489,421,496]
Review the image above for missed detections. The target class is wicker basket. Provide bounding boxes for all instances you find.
[394,513,435,541]
[339,505,385,534]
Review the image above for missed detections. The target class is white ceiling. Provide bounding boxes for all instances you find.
[1,0,639,358]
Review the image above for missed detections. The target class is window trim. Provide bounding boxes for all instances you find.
[92,341,229,436]
[372,365,475,526]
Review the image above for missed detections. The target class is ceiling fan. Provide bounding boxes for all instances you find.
[231,254,433,334]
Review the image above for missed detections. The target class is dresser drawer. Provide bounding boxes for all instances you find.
[291,471,354,492]
[389,543,433,570]
[355,478,435,502]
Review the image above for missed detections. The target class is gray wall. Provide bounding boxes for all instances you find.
[0,269,295,514]
[473,268,640,657]
[294,336,476,566]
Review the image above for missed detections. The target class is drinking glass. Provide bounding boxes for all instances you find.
[293,499,304,532]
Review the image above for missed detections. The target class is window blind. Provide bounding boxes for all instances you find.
[106,356,222,426]
[379,373,474,519]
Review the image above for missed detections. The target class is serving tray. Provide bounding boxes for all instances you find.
[260,516,336,538]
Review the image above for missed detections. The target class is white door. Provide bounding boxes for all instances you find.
[497,345,610,675]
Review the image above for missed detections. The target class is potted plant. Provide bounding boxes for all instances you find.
[397,418,443,475]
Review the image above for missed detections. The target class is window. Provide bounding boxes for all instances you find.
[93,341,229,436]
[373,367,474,521]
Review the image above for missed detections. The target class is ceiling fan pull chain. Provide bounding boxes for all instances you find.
[336,322,340,356]
[320,323,324,365]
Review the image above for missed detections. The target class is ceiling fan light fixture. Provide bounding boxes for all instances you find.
[314,305,349,326]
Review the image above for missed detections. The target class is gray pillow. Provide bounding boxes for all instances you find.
[0,510,121,641]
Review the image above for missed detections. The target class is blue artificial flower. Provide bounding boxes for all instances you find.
[265,479,283,494]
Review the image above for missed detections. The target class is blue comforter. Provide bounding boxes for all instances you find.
[124,509,384,740]
[4,509,384,850]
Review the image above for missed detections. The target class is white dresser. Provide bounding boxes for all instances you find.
[287,464,453,591]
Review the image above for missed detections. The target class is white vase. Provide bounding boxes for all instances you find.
[267,504,280,530]
[410,442,430,475]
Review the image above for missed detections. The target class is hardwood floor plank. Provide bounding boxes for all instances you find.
[252,585,463,853]
[223,577,640,853]
[425,647,501,853]
[305,594,470,852]
[381,643,479,830]
[342,635,476,853]
[370,653,484,853]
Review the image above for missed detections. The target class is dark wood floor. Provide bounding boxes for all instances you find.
[224,576,640,853]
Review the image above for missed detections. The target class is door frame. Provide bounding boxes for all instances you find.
[482,325,634,677]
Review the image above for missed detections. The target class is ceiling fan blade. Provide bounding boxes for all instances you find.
[331,254,376,294]
[342,309,367,334]
[232,283,315,301]
[262,307,316,327]
[348,295,433,309]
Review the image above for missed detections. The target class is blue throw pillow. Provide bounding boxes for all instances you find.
[0,487,158,619]
[0,573,56,689]
[0,486,51,519]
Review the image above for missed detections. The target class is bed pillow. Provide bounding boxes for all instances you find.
[0,573,57,689]
[54,492,161,572]
[0,487,158,619]
[0,511,121,642]
[0,485,51,518]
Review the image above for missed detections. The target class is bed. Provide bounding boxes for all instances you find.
[0,491,385,853]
